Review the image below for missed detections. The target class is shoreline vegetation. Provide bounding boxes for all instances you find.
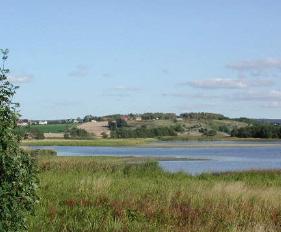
[21,137,281,147]
[28,153,281,232]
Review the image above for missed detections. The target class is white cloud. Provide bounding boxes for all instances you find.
[8,75,33,84]
[162,92,221,100]
[186,78,248,89]
[182,76,273,90]
[262,101,281,108]
[233,90,281,102]
[226,58,281,76]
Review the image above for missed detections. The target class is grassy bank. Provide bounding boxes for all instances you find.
[22,138,157,147]
[28,155,281,232]
[21,137,281,148]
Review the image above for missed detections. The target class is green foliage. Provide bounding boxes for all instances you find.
[108,118,128,130]
[29,149,57,157]
[199,128,217,136]
[231,124,281,138]
[19,128,45,140]
[171,123,185,132]
[140,112,177,120]
[111,126,177,138]
[64,127,90,139]
[18,123,73,135]
[180,112,227,120]
[0,49,38,231]
[218,125,231,134]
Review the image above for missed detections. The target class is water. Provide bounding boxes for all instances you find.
[31,141,281,175]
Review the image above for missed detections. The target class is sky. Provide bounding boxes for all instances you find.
[1,0,281,119]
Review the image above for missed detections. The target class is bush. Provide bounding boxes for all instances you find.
[199,128,217,136]
[64,127,90,139]
[16,127,45,140]
[218,125,230,134]
[0,49,38,231]
[205,129,217,136]
[101,132,109,138]
[29,149,57,157]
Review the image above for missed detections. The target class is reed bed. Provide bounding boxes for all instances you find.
[28,155,281,232]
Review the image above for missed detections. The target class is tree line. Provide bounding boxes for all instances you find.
[111,125,184,138]
[231,124,281,139]
[180,112,227,120]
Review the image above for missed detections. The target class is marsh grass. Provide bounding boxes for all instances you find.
[22,138,156,147]
[28,156,281,232]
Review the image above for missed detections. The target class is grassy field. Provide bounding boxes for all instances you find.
[20,124,74,133]
[28,155,281,232]
[22,138,157,146]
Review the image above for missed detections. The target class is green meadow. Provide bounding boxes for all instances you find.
[18,124,74,133]
[28,154,281,232]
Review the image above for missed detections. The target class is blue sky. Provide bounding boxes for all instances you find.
[2,0,281,119]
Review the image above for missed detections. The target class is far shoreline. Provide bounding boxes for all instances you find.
[21,137,281,148]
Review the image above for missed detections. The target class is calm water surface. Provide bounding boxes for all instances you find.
[32,141,281,175]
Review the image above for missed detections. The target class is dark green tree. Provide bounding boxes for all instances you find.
[0,49,38,231]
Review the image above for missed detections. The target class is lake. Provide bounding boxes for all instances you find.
[31,141,281,175]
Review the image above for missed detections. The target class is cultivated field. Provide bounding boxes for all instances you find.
[78,121,110,138]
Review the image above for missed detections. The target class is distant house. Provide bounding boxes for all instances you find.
[17,119,30,126]
[39,120,48,125]
[135,116,142,121]
[121,115,129,121]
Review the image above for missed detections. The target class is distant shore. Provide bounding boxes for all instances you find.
[21,137,281,147]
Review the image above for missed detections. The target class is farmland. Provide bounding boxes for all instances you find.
[19,123,74,134]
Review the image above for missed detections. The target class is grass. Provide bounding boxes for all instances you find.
[22,138,157,146]
[28,155,281,232]
[21,137,281,148]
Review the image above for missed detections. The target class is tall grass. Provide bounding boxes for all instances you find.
[21,138,157,146]
[28,156,281,232]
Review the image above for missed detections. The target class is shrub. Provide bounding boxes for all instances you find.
[0,49,38,231]
[199,128,217,136]
[29,149,57,157]
[218,125,230,134]
[64,127,90,139]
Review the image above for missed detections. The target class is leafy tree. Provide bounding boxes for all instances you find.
[218,125,230,134]
[64,127,90,139]
[0,49,38,231]
[231,124,281,139]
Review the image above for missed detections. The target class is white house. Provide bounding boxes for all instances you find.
[39,120,48,125]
